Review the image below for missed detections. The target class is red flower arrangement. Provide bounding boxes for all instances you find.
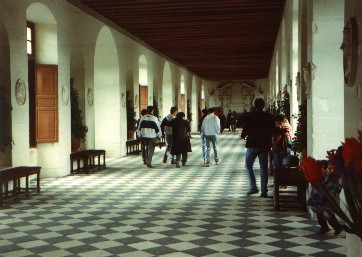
[300,130,362,241]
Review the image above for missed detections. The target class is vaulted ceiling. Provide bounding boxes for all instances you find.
[71,0,285,82]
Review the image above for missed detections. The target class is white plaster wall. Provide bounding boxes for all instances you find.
[345,0,362,138]
[308,0,345,159]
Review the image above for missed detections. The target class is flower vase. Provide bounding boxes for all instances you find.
[346,233,362,257]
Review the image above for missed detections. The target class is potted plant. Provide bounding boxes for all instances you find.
[292,100,307,156]
[126,91,137,139]
[187,99,193,122]
[0,87,13,152]
[70,78,88,151]
[153,95,160,120]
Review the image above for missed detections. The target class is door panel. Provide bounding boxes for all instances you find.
[35,64,58,142]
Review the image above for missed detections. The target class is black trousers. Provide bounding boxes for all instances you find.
[317,212,342,230]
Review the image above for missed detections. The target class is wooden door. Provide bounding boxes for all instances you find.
[35,64,58,142]
[180,94,185,113]
[139,85,148,112]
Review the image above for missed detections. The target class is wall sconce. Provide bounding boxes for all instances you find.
[121,92,126,108]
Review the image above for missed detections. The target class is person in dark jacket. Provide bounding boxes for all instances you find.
[170,112,192,168]
[161,107,178,164]
[240,98,275,197]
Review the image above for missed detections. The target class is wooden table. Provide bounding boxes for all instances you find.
[273,167,307,211]
[0,166,41,207]
[70,149,106,174]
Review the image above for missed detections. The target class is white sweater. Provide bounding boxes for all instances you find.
[201,114,220,136]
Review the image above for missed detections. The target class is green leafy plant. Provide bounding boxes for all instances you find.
[153,95,160,120]
[292,100,307,153]
[280,87,290,121]
[70,78,88,143]
[187,99,192,122]
[126,91,137,131]
[0,87,13,152]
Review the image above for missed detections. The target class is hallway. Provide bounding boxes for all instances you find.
[0,132,345,257]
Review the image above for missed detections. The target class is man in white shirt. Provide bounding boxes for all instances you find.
[201,107,221,167]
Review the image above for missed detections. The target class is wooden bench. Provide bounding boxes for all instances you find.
[0,166,41,207]
[70,149,106,174]
[126,139,141,155]
[126,136,166,155]
[273,167,307,211]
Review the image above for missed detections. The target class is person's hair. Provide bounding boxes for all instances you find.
[177,112,185,119]
[202,109,208,115]
[170,107,178,114]
[208,107,215,113]
[146,105,154,114]
[141,109,147,116]
[276,113,286,122]
[254,98,265,110]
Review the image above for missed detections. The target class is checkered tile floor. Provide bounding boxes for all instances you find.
[0,131,346,256]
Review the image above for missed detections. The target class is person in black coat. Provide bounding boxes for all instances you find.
[170,112,192,168]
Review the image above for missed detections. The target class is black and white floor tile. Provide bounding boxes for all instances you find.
[0,131,346,256]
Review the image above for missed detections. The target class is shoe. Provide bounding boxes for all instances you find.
[318,227,330,235]
[206,162,210,167]
[260,192,268,198]
[246,189,259,195]
[163,156,167,163]
[147,165,154,168]
[143,160,147,165]
[215,160,220,165]
[176,163,180,168]
[334,227,342,236]
[182,163,186,166]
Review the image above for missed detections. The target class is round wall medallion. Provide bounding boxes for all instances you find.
[87,88,94,107]
[15,79,26,106]
[341,17,358,87]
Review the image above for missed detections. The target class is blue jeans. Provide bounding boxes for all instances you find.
[245,148,269,194]
[205,135,219,163]
[201,134,207,162]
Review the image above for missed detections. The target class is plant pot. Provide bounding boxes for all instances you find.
[127,131,135,140]
[71,138,81,151]
[347,233,362,257]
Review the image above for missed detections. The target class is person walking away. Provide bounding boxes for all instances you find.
[201,107,221,167]
[170,112,192,168]
[137,106,162,168]
[199,109,208,164]
[231,111,237,133]
[240,98,275,197]
[219,112,226,133]
[226,110,232,131]
[137,109,147,161]
[161,107,178,164]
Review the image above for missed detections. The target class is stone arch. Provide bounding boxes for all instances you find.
[26,3,59,177]
[94,26,120,157]
[26,3,58,64]
[0,20,12,166]
[162,61,172,118]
